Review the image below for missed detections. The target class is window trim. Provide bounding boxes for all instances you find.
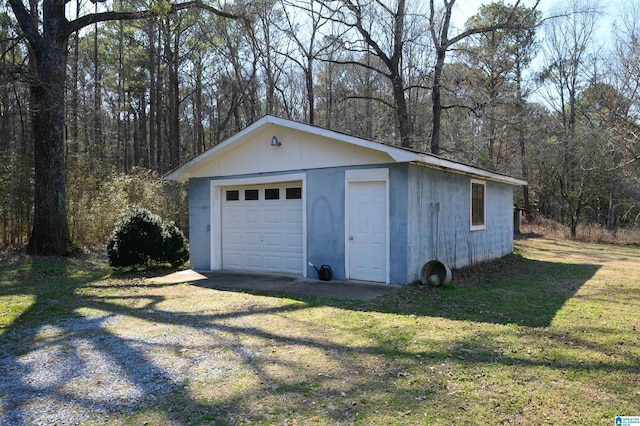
[470,179,486,231]
[244,189,259,200]
[264,188,280,200]
[225,190,240,201]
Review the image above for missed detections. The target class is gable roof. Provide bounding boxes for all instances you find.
[165,115,527,186]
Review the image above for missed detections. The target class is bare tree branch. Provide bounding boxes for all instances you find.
[67,0,247,35]
[338,94,396,110]
[6,0,41,48]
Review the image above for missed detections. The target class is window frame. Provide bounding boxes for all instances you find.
[244,189,259,200]
[285,187,302,200]
[470,179,486,231]
[264,188,280,200]
[225,190,240,201]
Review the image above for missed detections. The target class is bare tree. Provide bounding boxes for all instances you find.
[276,0,338,124]
[315,0,429,147]
[427,0,540,154]
[539,0,599,237]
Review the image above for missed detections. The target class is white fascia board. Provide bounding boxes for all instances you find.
[414,155,528,186]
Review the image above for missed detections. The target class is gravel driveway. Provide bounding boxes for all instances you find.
[0,269,398,425]
[1,312,219,425]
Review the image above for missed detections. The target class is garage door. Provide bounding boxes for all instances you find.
[221,182,303,274]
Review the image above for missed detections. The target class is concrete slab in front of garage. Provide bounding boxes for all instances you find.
[147,269,399,301]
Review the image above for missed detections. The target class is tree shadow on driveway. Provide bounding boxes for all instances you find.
[182,254,601,328]
[0,257,420,424]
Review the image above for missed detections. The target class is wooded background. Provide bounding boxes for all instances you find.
[1,0,639,250]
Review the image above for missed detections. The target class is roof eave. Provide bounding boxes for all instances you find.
[413,156,527,186]
[165,115,527,187]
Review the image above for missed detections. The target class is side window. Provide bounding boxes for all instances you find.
[245,189,259,200]
[470,180,486,230]
[286,187,302,199]
[265,188,280,200]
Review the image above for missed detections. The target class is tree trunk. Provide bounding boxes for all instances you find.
[26,30,70,255]
[194,54,205,155]
[607,191,616,231]
[155,25,163,170]
[148,18,157,170]
[305,57,315,125]
[430,48,445,154]
[68,11,80,156]
[92,14,102,169]
[392,72,411,148]
[325,61,333,129]
[515,52,531,221]
[165,20,180,171]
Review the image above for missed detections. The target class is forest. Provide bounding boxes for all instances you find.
[1,0,639,252]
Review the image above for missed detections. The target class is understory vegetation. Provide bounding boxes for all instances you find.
[67,169,188,248]
[520,218,640,246]
[1,238,638,424]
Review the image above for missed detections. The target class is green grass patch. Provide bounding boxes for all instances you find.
[1,238,639,425]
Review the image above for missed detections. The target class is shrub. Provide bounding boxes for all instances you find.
[107,206,188,268]
[160,221,189,267]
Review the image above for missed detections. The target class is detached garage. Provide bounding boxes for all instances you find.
[166,115,526,284]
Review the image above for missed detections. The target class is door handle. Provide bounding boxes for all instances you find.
[348,236,354,240]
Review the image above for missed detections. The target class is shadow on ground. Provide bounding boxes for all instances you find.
[179,253,600,328]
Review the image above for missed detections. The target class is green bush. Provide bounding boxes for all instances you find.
[107,206,188,268]
[160,221,189,267]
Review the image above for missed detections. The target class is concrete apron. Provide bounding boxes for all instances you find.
[146,269,398,301]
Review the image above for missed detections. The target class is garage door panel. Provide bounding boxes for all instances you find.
[264,256,283,270]
[224,231,243,246]
[263,233,282,247]
[284,209,302,223]
[284,233,302,249]
[244,254,262,268]
[284,256,301,270]
[245,209,262,224]
[222,182,303,275]
[224,253,242,268]
[265,210,282,223]
[244,232,262,247]
[223,209,244,226]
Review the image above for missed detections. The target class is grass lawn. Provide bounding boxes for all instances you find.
[1,237,639,425]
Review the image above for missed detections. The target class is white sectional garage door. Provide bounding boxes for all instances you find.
[221,182,303,274]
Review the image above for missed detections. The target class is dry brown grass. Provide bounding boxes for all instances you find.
[521,217,640,246]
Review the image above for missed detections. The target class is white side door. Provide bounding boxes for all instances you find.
[347,181,387,282]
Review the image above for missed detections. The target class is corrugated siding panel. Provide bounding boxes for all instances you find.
[406,165,515,282]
